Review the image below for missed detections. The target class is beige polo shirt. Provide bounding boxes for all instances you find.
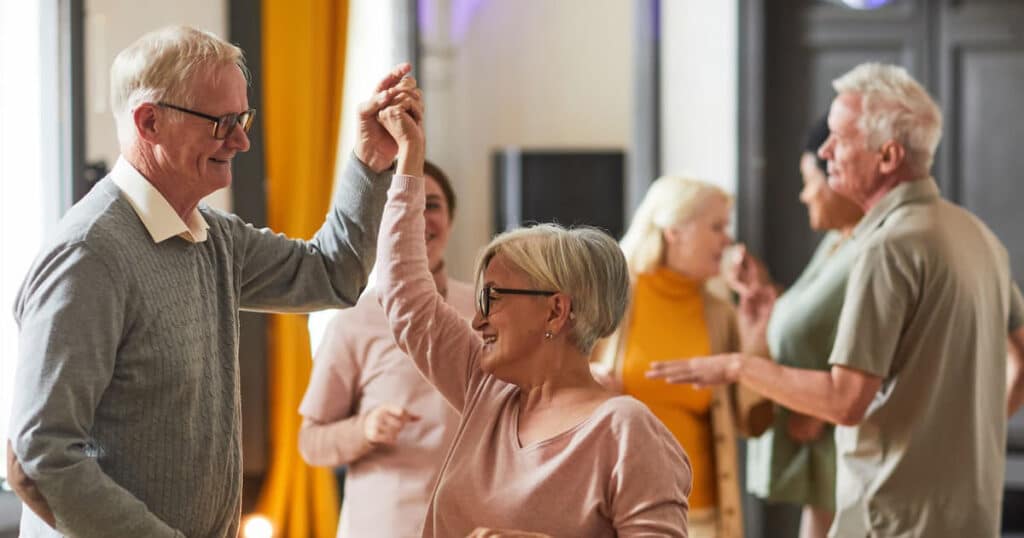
[109,156,210,243]
[828,178,1024,537]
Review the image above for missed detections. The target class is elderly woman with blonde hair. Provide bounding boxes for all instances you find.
[371,101,691,536]
[593,175,770,538]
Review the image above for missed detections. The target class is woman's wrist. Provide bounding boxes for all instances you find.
[396,143,425,177]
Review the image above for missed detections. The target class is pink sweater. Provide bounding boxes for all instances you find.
[377,175,692,537]
[299,273,475,537]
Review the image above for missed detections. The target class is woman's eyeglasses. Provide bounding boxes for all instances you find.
[476,286,556,317]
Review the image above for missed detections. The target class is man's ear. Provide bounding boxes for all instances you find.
[133,103,161,144]
[878,140,906,175]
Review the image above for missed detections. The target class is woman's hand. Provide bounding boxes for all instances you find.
[376,84,425,178]
[354,63,417,172]
[737,285,777,355]
[786,411,827,444]
[645,353,743,388]
[362,405,421,447]
[466,528,551,538]
[375,76,424,145]
[724,245,775,299]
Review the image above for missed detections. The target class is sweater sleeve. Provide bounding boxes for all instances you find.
[234,154,392,312]
[376,175,484,412]
[298,308,372,466]
[10,243,183,538]
[298,416,372,467]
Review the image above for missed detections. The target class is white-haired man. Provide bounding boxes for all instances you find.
[6,26,422,537]
[647,62,1024,537]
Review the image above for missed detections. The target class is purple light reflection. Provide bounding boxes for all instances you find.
[840,0,894,9]
[418,0,434,37]
[451,0,487,42]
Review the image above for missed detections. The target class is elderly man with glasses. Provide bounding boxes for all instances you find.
[6,26,421,538]
[647,63,1024,537]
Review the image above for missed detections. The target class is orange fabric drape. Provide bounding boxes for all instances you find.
[256,1,349,537]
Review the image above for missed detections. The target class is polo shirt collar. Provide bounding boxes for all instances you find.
[852,177,940,239]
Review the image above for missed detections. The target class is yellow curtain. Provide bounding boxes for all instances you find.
[257,1,349,537]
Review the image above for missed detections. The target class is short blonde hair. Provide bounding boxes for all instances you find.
[110,26,248,144]
[832,63,943,176]
[474,224,630,354]
[619,176,731,275]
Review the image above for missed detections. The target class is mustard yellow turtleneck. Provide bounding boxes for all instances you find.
[622,268,717,509]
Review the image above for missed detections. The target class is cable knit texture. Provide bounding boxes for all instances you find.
[10,156,390,538]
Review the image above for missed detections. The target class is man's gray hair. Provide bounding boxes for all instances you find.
[833,63,943,176]
[110,26,248,145]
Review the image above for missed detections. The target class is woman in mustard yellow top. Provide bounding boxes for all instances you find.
[594,176,768,538]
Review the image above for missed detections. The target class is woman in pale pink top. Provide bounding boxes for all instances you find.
[298,160,475,538]
[372,102,692,537]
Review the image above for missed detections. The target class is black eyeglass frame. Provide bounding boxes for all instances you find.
[157,101,256,140]
[477,286,557,317]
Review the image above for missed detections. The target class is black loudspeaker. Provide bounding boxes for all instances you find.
[492,148,625,239]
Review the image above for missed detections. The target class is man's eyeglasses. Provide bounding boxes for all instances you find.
[157,102,256,140]
[476,285,557,317]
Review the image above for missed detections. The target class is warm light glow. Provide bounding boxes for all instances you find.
[242,515,274,538]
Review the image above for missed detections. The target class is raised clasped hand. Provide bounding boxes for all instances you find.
[354,63,424,172]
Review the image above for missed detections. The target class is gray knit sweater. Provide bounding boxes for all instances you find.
[10,155,390,537]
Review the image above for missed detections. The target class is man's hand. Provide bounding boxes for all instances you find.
[786,411,827,443]
[362,405,420,447]
[645,353,743,388]
[353,63,420,172]
[6,440,56,529]
[466,528,551,538]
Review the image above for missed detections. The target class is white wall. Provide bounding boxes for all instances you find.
[425,0,740,280]
[84,0,231,210]
[660,0,739,196]
[424,0,636,281]
[336,0,411,177]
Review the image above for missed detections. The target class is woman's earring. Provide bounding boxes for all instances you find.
[544,331,553,340]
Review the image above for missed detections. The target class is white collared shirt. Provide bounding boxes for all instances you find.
[109,156,210,243]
